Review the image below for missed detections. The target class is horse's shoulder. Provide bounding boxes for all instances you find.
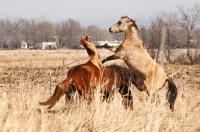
[79,62,100,73]
[69,64,90,74]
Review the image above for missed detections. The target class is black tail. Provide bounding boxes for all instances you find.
[166,78,178,111]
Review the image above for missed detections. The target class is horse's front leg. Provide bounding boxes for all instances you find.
[119,84,133,110]
[102,53,123,64]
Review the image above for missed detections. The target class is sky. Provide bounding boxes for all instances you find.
[0,0,199,29]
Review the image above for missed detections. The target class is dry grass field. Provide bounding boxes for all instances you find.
[0,49,199,132]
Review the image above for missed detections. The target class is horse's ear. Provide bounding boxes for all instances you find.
[80,36,84,44]
[85,36,91,42]
[121,15,128,19]
[85,36,89,40]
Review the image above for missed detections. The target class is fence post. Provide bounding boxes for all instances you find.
[49,70,52,95]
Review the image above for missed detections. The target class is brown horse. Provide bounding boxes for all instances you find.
[39,36,102,109]
[101,64,145,109]
[65,64,146,109]
[102,16,178,111]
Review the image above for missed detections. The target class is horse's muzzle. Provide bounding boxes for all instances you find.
[109,27,112,33]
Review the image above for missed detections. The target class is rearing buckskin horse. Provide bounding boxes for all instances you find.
[39,36,102,109]
[102,16,178,111]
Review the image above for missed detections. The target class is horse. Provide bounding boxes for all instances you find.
[65,64,146,110]
[101,16,178,111]
[39,36,102,109]
[101,64,145,109]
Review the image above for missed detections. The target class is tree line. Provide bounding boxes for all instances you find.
[0,3,199,64]
[0,17,113,49]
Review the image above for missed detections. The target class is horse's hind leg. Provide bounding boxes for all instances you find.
[65,84,82,103]
[102,91,109,102]
[122,98,133,110]
[119,84,133,110]
[144,77,162,106]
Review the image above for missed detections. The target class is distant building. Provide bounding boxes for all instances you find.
[21,41,28,49]
[42,42,57,49]
[97,40,122,47]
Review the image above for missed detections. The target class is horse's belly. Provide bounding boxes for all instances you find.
[123,56,153,79]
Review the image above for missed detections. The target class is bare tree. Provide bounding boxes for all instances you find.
[2,18,12,48]
[177,3,200,64]
[19,18,35,48]
[66,19,82,48]
[54,23,63,47]
[161,11,178,63]
[0,17,22,48]
[0,19,6,48]
[193,28,200,62]
[154,12,167,63]
[135,16,149,44]
[55,20,69,48]
[35,20,55,43]
[84,25,112,42]
[10,18,26,48]
[55,19,82,48]
[149,12,176,63]
[147,16,162,59]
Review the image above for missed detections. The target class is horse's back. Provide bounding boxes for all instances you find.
[102,65,130,88]
[72,62,100,74]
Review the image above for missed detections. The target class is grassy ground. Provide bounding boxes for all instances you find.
[0,49,199,132]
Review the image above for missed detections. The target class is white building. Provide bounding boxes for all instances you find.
[42,42,57,49]
[97,40,122,47]
[21,41,28,49]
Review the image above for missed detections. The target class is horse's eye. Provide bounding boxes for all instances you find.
[118,21,122,25]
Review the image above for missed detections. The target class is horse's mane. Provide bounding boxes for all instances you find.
[121,16,139,30]
[108,64,136,82]
[121,16,142,41]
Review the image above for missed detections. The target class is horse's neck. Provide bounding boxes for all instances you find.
[89,55,102,69]
[86,47,101,67]
[124,27,143,48]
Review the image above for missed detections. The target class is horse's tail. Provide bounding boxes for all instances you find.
[165,78,178,111]
[39,77,73,109]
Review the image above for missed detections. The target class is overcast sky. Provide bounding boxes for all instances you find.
[0,0,199,29]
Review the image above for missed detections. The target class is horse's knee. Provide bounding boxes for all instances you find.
[82,91,92,102]
[137,84,146,91]
[119,84,129,95]
[65,92,71,103]
[87,96,92,105]
[102,92,110,102]
[122,98,133,110]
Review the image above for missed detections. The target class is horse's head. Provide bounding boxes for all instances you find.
[109,16,138,33]
[80,36,98,57]
[80,36,91,44]
[130,75,146,91]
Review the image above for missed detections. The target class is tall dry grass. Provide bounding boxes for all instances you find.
[0,50,199,132]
